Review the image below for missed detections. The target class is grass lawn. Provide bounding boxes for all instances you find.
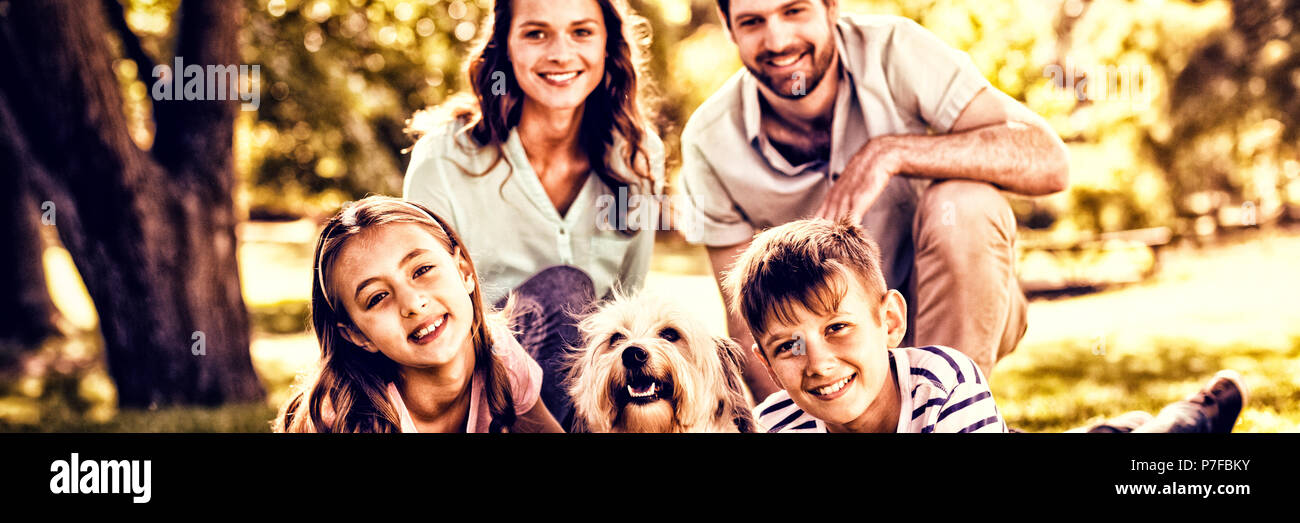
[5,224,1298,432]
[993,230,1300,432]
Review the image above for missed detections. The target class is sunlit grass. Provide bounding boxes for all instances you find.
[0,401,277,433]
[992,337,1300,432]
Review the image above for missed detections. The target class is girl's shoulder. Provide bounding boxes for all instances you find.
[487,323,543,414]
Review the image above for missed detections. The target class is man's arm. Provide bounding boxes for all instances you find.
[707,240,780,403]
[817,87,1070,219]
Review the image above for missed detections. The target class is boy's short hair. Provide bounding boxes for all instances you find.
[723,217,888,343]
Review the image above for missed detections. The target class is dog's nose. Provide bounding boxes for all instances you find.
[622,346,648,367]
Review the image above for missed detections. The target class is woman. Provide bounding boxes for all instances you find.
[403,0,663,430]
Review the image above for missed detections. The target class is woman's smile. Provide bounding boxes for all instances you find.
[538,70,583,86]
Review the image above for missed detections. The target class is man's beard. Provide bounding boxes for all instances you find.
[747,39,835,100]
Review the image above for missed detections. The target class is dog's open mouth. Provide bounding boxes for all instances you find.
[618,371,674,406]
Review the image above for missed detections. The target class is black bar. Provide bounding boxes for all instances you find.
[1,434,1294,512]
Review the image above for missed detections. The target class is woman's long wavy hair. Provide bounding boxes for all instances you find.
[407,0,657,195]
[275,196,516,433]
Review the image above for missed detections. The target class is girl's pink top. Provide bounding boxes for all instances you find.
[386,328,542,432]
[320,326,542,432]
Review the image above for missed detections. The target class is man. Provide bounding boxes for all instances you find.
[680,0,1069,401]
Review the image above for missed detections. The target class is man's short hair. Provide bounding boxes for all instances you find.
[716,0,831,26]
[723,217,888,340]
[717,0,734,23]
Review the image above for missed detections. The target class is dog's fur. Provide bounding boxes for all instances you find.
[567,292,754,433]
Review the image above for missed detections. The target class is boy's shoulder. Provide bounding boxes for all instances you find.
[751,347,1004,434]
[896,345,989,394]
[751,346,986,433]
[896,346,1006,433]
[752,391,825,433]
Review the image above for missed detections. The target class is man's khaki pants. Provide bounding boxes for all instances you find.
[903,179,1027,380]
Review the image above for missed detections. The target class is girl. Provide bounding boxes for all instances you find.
[402,0,664,430]
[276,196,563,433]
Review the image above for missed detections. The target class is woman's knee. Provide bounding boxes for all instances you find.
[514,265,596,312]
[536,265,594,295]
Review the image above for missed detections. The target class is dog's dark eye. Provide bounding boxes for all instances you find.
[658,328,680,342]
[609,332,625,346]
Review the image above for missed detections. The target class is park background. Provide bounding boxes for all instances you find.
[2,0,1298,432]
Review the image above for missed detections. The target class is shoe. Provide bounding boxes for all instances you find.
[1193,370,1249,433]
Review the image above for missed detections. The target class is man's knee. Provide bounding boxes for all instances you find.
[915,180,1016,256]
[911,180,1025,372]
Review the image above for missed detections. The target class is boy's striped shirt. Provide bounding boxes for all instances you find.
[753,346,1007,433]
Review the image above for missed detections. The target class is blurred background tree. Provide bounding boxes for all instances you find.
[1149,0,1300,235]
[240,0,484,217]
[1,0,265,408]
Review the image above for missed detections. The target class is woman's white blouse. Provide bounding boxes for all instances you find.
[403,121,665,306]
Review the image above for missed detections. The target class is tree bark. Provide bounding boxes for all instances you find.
[0,158,58,370]
[0,0,263,406]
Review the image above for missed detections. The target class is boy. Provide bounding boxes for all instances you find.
[723,217,1006,433]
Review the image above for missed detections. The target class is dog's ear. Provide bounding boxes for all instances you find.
[714,336,756,433]
[713,336,745,371]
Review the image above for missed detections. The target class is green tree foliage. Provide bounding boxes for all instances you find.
[1148,0,1300,234]
[241,0,484,216]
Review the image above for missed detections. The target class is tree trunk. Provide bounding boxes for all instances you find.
[0,162,58,370]
[0,0,264,407]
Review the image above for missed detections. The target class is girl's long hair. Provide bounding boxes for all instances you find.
[407,0,657,196]
[275,196,517,433]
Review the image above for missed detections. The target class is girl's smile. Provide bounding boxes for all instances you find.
[329,222,477,371]
[408,313,448,345]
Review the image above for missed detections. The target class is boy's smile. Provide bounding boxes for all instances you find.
[807,372,855,399]
[755,274,907,432]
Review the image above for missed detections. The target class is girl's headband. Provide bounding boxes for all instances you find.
[315,200,455,310]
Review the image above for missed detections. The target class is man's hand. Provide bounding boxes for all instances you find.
[814,137,902,220]
[818,88,1068,221]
